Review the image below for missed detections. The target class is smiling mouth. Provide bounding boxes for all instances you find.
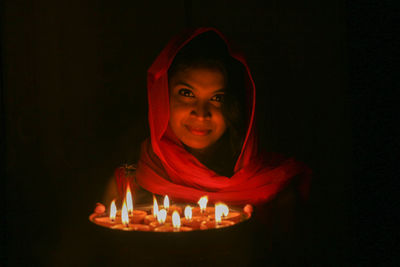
[185,125,212,136]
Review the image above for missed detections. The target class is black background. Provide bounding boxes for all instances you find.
[1,0,396,266]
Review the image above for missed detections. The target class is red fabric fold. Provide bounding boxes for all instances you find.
[118,27,311,205]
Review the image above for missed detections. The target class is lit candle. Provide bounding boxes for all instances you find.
[90,198,246,232]
[110,199,117,222]
[122,186,147,224]
[126,183,133,216]
[121,200,129,228]
[199,203,236,229]
[153,195,158,219]
[93,200,119,226]
[157,209,167,224]
[217,203,229,217]
[143,195,159,224]
[215,204,222,225]
[208,203,241,223]
[198,196,208,213]
[172,211,181,232]
[184,206,192,220]
[181,205,206,229]
[152,209,175,231]
[163,195,169,211]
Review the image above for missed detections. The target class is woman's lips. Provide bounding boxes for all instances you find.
[185,125,211,136]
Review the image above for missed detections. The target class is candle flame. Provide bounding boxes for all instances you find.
[163,195,170,210]
[157,209,167,224]
[215,204,222,224]
[198,196,208,212]
[121,200,129,226]
[126,184,133,215]
[172,211,181,230]
[215,203,229,217]
[184,206,192,220]
[110,199,117,221]
[153,195,158,218]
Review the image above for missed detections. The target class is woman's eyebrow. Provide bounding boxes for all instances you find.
[174,81,226,93]
[174,81,194,89]
[213,89,226,93]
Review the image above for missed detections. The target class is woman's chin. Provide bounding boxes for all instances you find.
[182,141,212,153]
[185,144,209,151]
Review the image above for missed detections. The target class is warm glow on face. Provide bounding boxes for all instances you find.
[126,184,133,215]
[153,195,158,218]
[198,196,208,212]
[121,201,129,226]
[110,199,117,221]
[163,195,170,210]
[169,67,227,150]
[184,206,192,220]
[215,203,229,217]
[157,209,167,224]
[172,211,181,230]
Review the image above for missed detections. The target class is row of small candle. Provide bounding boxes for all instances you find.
[91,184,240,232]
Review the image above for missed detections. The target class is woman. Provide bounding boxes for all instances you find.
[106,28,311,213]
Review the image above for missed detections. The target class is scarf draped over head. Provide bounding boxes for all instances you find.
[116,27,311,205]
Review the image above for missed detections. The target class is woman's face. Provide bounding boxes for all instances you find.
[169,67,227,151]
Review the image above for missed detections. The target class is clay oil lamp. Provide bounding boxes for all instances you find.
[181,205,208,230]
[111,200,150,231]
[149,208,172,230]
[200,203,235,230]
[192,196,214,217]
[90,192,251,232]
[172,211,192,232]
[208,203,242,223]
[144,195,159,224]
[163,195,183,215]
[92,199,120,227]
[125,184,147,224]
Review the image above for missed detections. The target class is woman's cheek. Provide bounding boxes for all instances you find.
[216,114,227,134]
[170,101,190,123]
[210,106,226,127]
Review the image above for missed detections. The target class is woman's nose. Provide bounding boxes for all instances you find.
[190,101,211,119]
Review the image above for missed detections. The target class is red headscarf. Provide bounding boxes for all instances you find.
[117,28,311,205]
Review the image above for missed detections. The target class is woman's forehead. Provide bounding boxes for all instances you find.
[170,67,226,91]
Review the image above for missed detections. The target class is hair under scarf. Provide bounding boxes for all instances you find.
[116,28,311,205]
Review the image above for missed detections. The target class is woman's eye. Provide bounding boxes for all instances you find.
[178,89,194,97]
[211,94,224,102]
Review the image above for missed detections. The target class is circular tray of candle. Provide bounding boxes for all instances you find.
[89,204,251,233]
[87,205,255,266]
